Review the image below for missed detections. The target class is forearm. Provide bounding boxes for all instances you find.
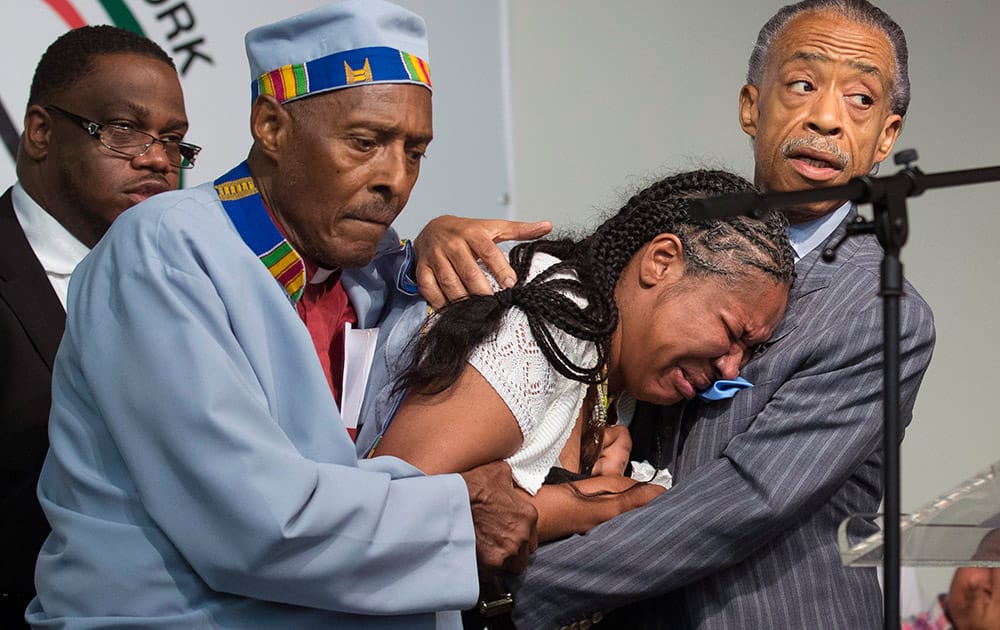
[508,459,787,627]
[527,477,665,543]
[69,242,480,612]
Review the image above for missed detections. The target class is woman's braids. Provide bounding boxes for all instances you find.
[397,169,796,395]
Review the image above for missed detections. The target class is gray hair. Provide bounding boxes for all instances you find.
[746,0,910,118]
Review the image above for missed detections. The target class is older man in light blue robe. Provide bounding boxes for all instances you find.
[27,1,537,627]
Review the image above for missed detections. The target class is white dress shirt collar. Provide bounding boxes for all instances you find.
[11,181,91,309]
[786,200,853,261]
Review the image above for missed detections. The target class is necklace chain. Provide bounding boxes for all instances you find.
[591,378,610,428]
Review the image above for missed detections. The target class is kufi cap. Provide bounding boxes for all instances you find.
[245,0,431,104]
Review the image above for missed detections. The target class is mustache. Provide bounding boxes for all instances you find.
[781,137,850,170]
[346,199,402,225]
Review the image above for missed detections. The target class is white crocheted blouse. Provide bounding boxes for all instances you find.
[465,252,598,494]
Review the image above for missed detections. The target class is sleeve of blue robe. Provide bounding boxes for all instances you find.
[38,187,479,619]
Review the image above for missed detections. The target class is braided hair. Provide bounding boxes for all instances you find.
[398,169,796,395]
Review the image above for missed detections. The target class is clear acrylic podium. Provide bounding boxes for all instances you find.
[840,461,1000,567]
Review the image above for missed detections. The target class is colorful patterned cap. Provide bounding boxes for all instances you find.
[245,0,431,105]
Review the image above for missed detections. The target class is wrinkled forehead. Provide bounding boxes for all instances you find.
[772,9,897,81]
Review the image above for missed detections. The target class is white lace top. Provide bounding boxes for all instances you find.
[466,252,598,494]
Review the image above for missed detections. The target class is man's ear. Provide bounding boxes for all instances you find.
[249,95,291,160]
[873,113,903,164]
[739,84,760,140]
[638,233,685,288]
[21,105,53,161]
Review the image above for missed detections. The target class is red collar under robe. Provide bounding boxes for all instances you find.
[296,263,358,414]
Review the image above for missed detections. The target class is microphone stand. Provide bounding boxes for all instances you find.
[690,150,1000,630]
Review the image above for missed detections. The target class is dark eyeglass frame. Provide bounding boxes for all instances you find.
[44,104,202,169]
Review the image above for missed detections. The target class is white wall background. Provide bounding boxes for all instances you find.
[2,0,998,606]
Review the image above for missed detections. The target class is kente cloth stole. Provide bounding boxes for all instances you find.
[214,163,357,442]
[214,162,305,304]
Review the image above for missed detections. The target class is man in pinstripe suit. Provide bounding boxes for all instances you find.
[506,1,936,628]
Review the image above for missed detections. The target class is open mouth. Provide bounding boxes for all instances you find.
[795,155,837,169]
[781,138,848,182]
[786,149,845,181]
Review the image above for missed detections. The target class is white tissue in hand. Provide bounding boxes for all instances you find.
[630,460,673,489]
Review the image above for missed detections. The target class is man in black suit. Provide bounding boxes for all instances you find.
[0,26,196,627]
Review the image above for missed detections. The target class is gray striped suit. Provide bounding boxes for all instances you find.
[508,209,936,629]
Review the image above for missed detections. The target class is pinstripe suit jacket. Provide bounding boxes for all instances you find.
[508,209,936,629]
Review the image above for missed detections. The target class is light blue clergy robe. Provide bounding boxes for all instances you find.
[26,181,478,628]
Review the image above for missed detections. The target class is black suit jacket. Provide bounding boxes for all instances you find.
[0,186,65,627]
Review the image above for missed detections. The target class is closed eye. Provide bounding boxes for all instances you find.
[351,137,377,152]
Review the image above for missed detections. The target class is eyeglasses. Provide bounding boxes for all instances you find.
[44,105,201,170]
